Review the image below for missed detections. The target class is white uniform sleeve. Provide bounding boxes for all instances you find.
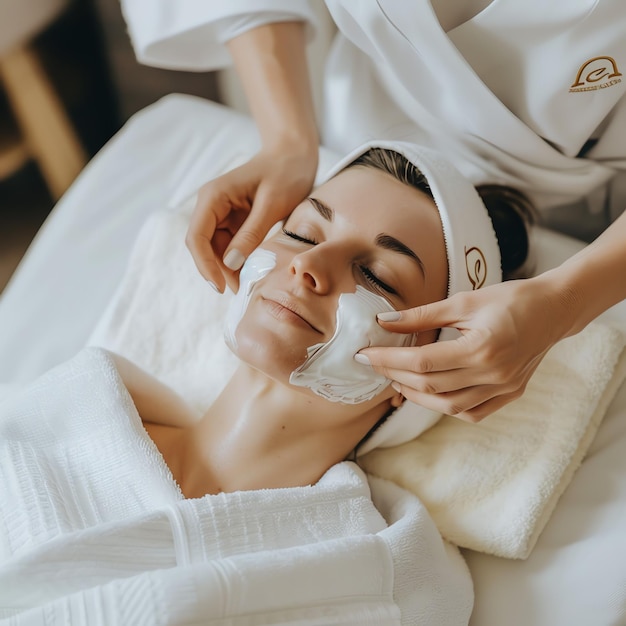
[120,1,321,71]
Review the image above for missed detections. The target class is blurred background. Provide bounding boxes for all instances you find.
[0,0,222,293]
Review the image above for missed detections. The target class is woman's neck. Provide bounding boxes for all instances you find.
[177,365,389,497]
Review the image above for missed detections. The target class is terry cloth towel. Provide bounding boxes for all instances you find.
[0,348,473,624]
[360,321,626,559]
[88,207,626,560]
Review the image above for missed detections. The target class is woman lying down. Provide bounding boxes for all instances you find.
[0,142,533,624]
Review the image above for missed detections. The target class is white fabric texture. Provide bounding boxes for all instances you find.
[0,97,261,384]
[0,348,473,625]
[466,367,626,625]
[120,0,320,71]
[119,0,626,218]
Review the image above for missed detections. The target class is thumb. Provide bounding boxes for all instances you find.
[223,218,270,271]
[222,183,295,271]
[222,204,276,272]
[378,297,464,333]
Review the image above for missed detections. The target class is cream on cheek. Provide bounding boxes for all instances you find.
[224,248,415,405]
[223,248,277,352]
[289,286,414,404]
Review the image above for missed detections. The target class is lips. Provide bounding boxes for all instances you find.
[262,293,324,334]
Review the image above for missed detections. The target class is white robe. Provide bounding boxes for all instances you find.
[0,347,474,624]
[120,0,626,221]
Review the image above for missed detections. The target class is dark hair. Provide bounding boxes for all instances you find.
[475,184,536,278]
[349,148,536,279]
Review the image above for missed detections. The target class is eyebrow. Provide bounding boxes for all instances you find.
[308,196,426,278]
[376,234,425,278]
[308,197,334,222]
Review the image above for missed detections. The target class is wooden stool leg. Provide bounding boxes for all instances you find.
[0,44,87,199]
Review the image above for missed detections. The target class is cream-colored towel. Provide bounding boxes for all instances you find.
[360,322,626,558]
[88,207,626,560]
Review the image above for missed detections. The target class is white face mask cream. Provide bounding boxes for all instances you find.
[224,248,276,351]
[289,286,414,404]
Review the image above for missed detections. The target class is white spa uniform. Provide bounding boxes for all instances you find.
[120,0,626,232]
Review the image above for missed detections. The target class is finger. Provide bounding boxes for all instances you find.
[376,296,468,333]
[360,337,476,374]
[186,195,228,289]
[208,230,240,293]
[396,379,525,423]
[394,383,498,419]
[223,266,240,293]
[211,229,233,265]
[452,390,525,423]
[375,366,477,396]
[186,230,225,291]
[223,184,294,271]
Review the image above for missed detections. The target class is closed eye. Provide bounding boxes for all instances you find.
[282,227,318,245]
[359,266,398,296]
[283,226,398,296]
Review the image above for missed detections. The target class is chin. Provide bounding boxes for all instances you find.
[227,325,309,383]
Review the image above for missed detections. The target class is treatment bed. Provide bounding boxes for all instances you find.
[1,95,625,625]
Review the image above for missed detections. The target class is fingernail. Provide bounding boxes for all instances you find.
[223,249,245,271]
[207,280,220,293]
[377,311,401,322]
[391,382,401,393]
[354,353,371,366]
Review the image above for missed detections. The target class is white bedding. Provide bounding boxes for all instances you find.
[1,94,625,624]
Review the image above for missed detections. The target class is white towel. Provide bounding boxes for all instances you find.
[88,207,626,560]
[0,348,473,624]
[89,203,239,415]
[360,322,626,558]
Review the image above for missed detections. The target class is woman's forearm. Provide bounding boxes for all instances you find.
[227,21,319,153]
[539,210,626,340]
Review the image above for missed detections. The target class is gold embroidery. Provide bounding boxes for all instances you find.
[464,246,487,290]
[570,56,622,93]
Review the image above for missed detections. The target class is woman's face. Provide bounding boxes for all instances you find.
[230,165,448,385]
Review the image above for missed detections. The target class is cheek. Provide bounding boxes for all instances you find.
[229,312,312,380]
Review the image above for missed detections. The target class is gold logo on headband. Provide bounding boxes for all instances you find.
[465,247,487,289]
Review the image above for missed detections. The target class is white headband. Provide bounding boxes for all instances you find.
[321,140,502,454]
[322,140,502,304]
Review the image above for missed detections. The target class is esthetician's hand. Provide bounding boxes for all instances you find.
[186,145,318,293]
[357,276,576,422]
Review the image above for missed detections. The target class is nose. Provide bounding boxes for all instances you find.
[289,246,333,294]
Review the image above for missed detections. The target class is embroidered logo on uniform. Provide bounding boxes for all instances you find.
[569,56,622,93]
[464,247,487,290]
